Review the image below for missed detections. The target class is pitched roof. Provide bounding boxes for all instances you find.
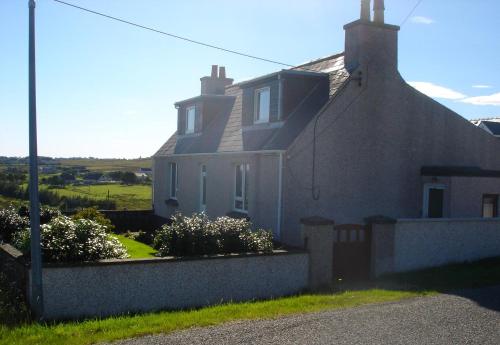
[481,121,500,136]
[154,53,348,157]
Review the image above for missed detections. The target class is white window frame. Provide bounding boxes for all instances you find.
[422,183,445,218]
[254,87,270,124]
[234,163,249,213]
[200,164,207,212]
[185,106,196,134]
[169,162,178,199]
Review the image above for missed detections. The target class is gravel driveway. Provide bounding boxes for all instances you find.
[106,285,500,345]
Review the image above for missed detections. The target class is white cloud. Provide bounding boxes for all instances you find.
[472,85,492,89]
[461,93,500,106]
[408,82,466,100]
[410,16,435,25]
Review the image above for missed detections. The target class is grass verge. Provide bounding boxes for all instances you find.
[0,289,426,345]
[115,234,157,259]
[0,258,498,345]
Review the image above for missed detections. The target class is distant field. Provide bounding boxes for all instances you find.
[43,184,152,210]
[0,158,152,173]
[61,158,152,172]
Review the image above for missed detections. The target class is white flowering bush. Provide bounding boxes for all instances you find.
[153,213,273,257]
[0,206,29,243]
[12,216,128,262]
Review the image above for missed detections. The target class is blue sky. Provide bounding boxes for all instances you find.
[1,0,499,158]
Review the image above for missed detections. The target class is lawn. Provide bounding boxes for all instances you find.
[42,184,152,210]
[115,234,157,258]
[0,258,498,345]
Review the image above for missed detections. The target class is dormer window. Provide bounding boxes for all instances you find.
[186,106,196,134]
[254,87,270,124]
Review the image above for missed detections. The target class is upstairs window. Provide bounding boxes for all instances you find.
[169,162,178,199]
[482,194,498,218]
[254,87,270,124]
[185,106,196,134]
[234,163,249,212]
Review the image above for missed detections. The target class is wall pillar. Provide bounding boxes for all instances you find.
[365,216,397,278]
[300,216,335,291]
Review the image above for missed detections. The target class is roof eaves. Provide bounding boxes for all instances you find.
[174,95,235,107]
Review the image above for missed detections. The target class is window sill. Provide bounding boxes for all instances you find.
[165,199,179,207]
[177,132,202,139]
[226,211,250,220]
[243,121,284,132]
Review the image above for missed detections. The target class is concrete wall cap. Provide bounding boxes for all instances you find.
[300,216,335,226]
[364,215,397,224]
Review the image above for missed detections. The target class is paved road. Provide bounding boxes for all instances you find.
[109,286,500,345]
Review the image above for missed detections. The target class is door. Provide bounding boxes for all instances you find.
[332,224,372,281]
[428,188,444,218]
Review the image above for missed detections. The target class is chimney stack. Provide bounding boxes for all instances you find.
[211,65,218,78]
[344,0,399,74]
[219,66,226,79]
[200,65,233,95]
[360,0,371,21]
[373,0,385,24]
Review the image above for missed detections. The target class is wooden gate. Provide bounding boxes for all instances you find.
[332,224,372,281]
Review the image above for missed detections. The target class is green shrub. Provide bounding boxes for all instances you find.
[12,216,128,262]
[0,206,29,243]
[153,213,273,257]
[0,273,29,326]
[73,207,115,232]
[18,205,62,224]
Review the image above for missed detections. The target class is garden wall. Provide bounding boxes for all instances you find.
[0,244,28,300]
[371,218,500,276]
[33,250,308,320]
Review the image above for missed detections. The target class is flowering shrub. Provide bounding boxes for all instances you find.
[0,205,61,243]
[153,213,273,257]
[12,216,128,262]
[0,206,29,243]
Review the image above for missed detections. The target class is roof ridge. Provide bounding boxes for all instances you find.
[292,52,344,70]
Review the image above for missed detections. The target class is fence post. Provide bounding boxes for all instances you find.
[300,216,335,291]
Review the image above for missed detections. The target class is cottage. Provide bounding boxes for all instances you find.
[153,0,500,246]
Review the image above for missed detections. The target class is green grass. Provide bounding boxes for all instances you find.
[115,235,157,258]
[0,290,425,345]
[0,258,498,345]
[41,184,152,210]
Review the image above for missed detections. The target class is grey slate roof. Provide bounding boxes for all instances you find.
[482,121,500,136]
[154,53,348,157]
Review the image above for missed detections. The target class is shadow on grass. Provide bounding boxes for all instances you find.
[332,257,500,313]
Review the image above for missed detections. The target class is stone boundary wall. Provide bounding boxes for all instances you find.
[0,244,28,301]
[371,218,500,276]
[32,250,308,320]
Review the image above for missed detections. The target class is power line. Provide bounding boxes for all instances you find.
[51,0,306,70]
[400,0,425,26]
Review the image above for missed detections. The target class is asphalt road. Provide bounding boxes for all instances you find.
[108,285,500,345]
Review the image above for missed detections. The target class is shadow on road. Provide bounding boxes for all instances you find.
[330,257,500,312]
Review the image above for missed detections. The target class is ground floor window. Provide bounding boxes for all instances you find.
[234,163,249,212]
[423,184,445,218]
[482,194,498,218]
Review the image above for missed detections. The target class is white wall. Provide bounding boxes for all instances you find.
[35,251,308,320]
[372,218,500,276]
